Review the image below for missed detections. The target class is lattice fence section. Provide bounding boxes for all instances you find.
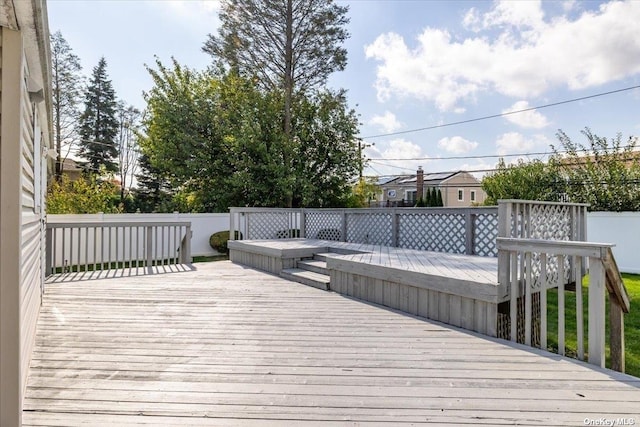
[304,211,343,241]
[398,212,466,253]
[346,213,392,245]
[497,292,541,346]
[247,212,294,240]
[474,213,498,257]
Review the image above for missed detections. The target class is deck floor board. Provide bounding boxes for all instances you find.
[24,261,640,426]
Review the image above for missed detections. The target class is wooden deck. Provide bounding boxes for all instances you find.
[24,261,640,426]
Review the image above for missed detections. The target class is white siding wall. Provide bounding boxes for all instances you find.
[18,46,44,403]
[0,26,47,426]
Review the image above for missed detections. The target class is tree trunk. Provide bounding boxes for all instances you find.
[283,0,294,208]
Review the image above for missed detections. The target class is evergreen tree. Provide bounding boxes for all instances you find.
[436,188,444,207]
[78,57,119,173]
[50,31,84,182]
[431,187,438,207]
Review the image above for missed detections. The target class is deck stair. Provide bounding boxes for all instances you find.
[281,253,330,290]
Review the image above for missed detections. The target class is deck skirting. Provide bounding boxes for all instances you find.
[331,269,498,336]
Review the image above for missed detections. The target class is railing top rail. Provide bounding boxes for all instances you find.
[603,247,631,313]
[498,199,590,208]
[46,221,192,228]
[497,237,614,258]
[230,206,498,213]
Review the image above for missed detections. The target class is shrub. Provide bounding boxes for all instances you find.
[209,230,242,254]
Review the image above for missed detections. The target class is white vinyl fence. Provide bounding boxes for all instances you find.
[46,210,640,273]
[587,212,640,274]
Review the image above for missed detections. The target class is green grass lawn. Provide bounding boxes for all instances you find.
[546,273,640,377]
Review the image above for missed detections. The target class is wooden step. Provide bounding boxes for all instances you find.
[313,252,333,262]
[297,259,328,275]
[280,268,330,291]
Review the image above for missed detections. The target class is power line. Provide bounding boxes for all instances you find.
[360,84,640,139]
[364,141,639,162]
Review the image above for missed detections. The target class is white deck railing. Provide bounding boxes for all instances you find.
[45,220,192,276]
[497,237,630,372]
[230,207,499,257]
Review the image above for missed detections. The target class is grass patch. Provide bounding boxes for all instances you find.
[547,273,639,377]
[192,255,228,263]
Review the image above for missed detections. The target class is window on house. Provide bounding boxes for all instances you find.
[470,190,476,202]
[406,190,417,202]
[458,189,464,201]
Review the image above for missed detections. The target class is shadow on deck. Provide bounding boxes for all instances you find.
[24,261,640,426]
[45,263,196,283]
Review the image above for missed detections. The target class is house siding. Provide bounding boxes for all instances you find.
[0,15,50,425]
[441,172,486,207]
[19,49,43,404]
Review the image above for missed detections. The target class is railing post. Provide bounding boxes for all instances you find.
[464,210,474,255]
[146,225,153,274]
[610,299,625,372]
[588,256,606,368]
[341,210,347,242]
[498,201,512,298]
[180,225,192,264]
[391,209,399,247]
[45,225,52,277]
[300,209,306,238]
[229,209,235,241]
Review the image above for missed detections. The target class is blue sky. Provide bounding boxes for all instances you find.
[48,0,640,178]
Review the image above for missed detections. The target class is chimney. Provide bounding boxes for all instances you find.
[416,166,424,201]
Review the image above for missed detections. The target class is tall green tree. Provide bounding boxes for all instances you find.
[50,31,84,181]
[203,0,350,206]
[553,128,640,211]
[78,57,119,173]
[141,60,360,212]
[481,159,564,205]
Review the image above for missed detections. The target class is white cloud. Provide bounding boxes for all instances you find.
[151,1,221,36]
[365,1,640,111]
[369,111,402,133]
[481,0,545,31]
[437,136,479,154]
[502,101,550,129]
[365,138,428,176]
[495,132,551,157]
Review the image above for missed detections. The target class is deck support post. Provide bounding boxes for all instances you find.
[610,299,625,373]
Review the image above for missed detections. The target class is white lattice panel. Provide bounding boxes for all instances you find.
[398,213,466,253]
[305,212,343,241]
[528,204,573,241]
[346,213,392,245]
[508,203,580,289]
[474,213,498,257]
[247,212,292,239]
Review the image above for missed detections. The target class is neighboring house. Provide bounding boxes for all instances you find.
[379,169,487,207]
[61,157,83,181]
[0,1,52,425]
